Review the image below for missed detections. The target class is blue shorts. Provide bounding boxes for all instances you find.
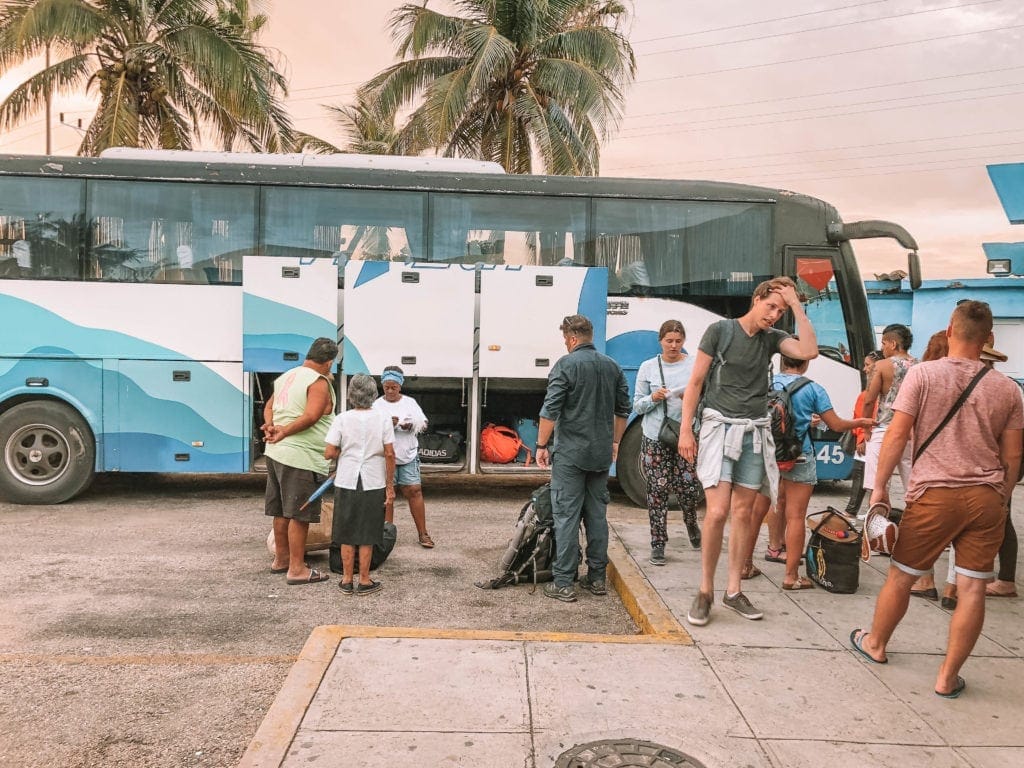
[718,432,767,490]
[780,453,817,485]
[395,458,422,486]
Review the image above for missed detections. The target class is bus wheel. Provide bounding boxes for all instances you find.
[0,401,96,504]
[615,424,648,508]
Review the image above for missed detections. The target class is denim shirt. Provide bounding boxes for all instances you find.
[539,342,631,472]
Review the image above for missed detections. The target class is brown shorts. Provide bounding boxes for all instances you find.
[264,456,323,524]
[891,485,1006,578]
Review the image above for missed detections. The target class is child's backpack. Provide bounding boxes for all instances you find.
[767,376,812,471]
[480,423,531,465]
[475,484,554,590]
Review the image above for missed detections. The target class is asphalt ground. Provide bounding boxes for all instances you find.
[0,473,637,768]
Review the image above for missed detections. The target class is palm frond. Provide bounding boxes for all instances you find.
[290,130,342,154]
[388,4,471,58]
[0,51,91,130]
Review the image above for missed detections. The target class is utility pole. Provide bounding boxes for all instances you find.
[45,44,52,155]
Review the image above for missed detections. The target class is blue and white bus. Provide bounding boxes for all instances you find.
[0,150,919,505]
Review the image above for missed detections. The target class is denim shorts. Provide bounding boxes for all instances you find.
[780,453,817,485]
[718,432,767,490]
[394,457,422,486]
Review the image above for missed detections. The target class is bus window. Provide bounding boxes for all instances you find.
[430,193,587,265]
[0,177,83,280]
[261,187,425,266]
[86,180,255,285]
[793,252,853,364]
[593,199,772,315]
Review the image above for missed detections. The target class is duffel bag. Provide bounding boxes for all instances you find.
[418,431,461,463]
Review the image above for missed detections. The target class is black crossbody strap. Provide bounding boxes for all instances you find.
[657,355,669,420]
[913,366,991,462]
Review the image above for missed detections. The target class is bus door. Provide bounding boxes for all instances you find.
[241,256,338,373]
[478,265,608,378]
[342,261,475,376]
[785,246,860,481]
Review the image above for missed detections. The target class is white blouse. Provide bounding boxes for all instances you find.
[325,409,395,490]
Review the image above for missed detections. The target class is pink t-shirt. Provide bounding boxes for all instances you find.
[894,357,1024,501]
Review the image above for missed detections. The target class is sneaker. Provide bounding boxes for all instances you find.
[339,581,354,596]
[543,582,578,602]
[579,574,607,596]
[649,546,666,566]
[355,579,383,596]
[687,592,713,626]
[723,591,763,621]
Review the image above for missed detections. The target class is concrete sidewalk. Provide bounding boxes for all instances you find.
[239,487,1024,768]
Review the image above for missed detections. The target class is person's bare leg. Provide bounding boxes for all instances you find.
[384,497,395,524]
[743,492,771,568]
[859,566,918,661]
[726,486,759,596]
[286,520,311,579]
[767,494,786,552]
[357,545,374,585]
[271,516,290,571]
[403,485,429,538]
[699,483,731,596]
[341,544,355,584]
[912,570,936,592]
[783,481,814,584]
[936,574,987,694]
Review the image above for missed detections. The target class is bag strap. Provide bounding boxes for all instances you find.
[913,365,990,462]
[657,355,669,421]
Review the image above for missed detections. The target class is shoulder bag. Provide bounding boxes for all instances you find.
[656,355,682,447]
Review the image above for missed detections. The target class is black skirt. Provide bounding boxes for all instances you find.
[331,479,385,546]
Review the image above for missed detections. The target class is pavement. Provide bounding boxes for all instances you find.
[238,484,1024,768]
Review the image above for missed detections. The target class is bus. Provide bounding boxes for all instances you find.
[0,150,919,506]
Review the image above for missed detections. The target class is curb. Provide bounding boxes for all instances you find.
[238,526,691,768]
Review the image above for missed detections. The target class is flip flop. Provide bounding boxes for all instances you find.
[985,589,1018,598]
[935,676,966,699]
[849,629,888,664]
[910,588,938,600]
[270,566,289,574]
[782,577,815,590]
[286,568,329,585]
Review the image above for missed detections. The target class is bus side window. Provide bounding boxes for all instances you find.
[0,177,84,280]
[793,254,852,363]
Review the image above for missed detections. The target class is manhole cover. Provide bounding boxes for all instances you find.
[553,739,707,767]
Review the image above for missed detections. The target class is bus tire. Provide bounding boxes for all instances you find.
[615,423,647,508]
[0,400,96,505]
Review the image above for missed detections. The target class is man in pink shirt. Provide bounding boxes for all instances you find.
[849,301,1023,698]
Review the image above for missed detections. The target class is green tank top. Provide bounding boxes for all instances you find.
[264,365,336,474]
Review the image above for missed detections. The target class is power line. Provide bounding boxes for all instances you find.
[639,0,1001,58]
[623,65,1024,123]
[606,127,1024,173]
[290,79,365,93]
[632,0,889,45]
[618,80,1024,137]
[611,86,1024,141]
[738,159,1010,185]
[286,89,356,104]
[635,22,1024,85]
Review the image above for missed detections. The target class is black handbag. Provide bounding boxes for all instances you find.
[804,508,861,594]
[656,355,681,448]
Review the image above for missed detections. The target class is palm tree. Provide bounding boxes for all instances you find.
[363,0,637,175]
[0,0,293,155]
[293,91,427,156]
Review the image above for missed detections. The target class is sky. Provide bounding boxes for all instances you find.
[2,0,1023,281]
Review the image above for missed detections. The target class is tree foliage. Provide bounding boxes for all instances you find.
[0,0,293,155]
[361,0,637,175]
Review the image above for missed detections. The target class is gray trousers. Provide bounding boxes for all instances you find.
[550,460,610,587]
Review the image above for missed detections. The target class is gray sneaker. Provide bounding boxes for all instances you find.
[723,591,763,621]
[543,582,578,603]
[649,545,666,566]
[579,574,607,596]
[687,592,713,626]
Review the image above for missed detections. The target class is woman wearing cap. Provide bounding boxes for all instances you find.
[372,365,435,548]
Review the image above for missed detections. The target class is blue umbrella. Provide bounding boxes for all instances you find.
[299,474,335,512]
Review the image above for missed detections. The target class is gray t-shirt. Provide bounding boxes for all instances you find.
[698,319,791,419]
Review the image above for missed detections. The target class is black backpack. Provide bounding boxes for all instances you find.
[767,376,812,470]
[475,484,555,590]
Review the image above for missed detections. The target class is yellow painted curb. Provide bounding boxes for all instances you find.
[239,523,692,767]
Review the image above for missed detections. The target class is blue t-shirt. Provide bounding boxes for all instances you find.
[772,372,833,456]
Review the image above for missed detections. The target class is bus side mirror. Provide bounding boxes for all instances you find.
[908,251,921,290]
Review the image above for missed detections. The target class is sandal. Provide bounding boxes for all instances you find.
[764,546,786,564]
[418,532,435,549]
[782,576,814,590]
[741,562,762,580]
[286,568,329,585]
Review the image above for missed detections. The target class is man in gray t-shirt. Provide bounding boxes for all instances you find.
[679,277,820,627]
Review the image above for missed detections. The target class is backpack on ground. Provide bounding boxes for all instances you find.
[480,423,531,465]
[475,484,554,590]
[767,376,812,471]
[328,521,397,574]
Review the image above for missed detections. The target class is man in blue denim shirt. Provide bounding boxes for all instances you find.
[536,314,631,602]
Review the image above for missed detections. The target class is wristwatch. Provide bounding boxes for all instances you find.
[535,444,548,451]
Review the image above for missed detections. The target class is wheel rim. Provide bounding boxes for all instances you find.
[4,422,71,486]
